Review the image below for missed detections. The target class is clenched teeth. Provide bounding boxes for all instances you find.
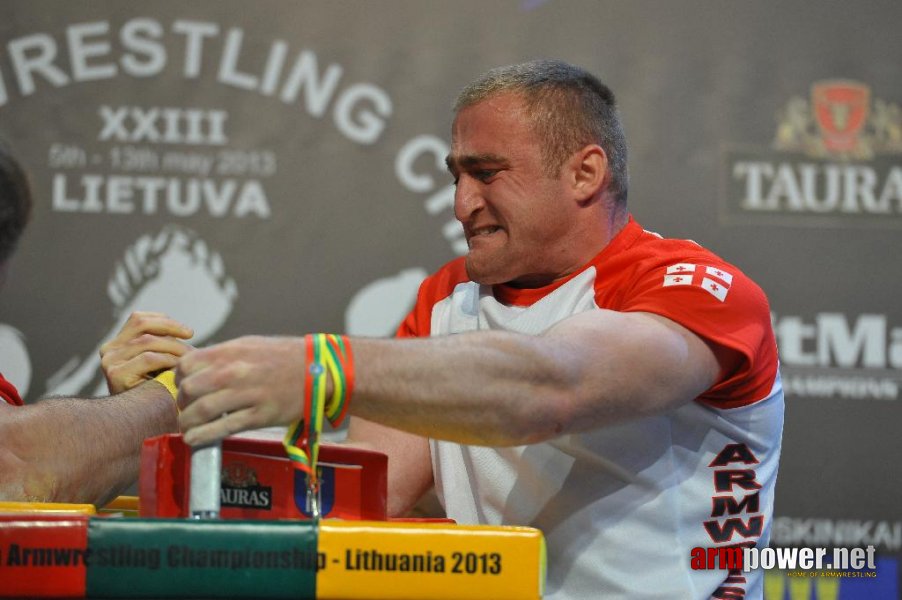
[472,226,501,236]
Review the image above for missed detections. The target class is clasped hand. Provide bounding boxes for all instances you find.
[175,336,306,446]
[100,312,308,446]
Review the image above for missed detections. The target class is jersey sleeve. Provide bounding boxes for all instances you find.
[395,275,438,339]
[395,258,470,340]
[0,372,24,406]
[618,258,779,408]
[396,302,427,339]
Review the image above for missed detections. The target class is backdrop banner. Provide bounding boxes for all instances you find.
[1,2,900,598]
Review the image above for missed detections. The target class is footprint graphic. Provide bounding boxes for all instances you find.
[45,225,237,397]
[344,268,427,337]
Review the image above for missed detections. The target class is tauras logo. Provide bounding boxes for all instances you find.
[220,462,272,510]
[773,311,902,400]
[774,81,900,161]
[733,161,902,215]
[723,80,902,227]
[221,486,272,509]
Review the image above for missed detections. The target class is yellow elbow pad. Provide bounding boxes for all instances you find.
[153,369,179,405]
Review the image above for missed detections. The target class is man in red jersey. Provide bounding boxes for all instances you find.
[0,141,189,505]
[123,60,783,599]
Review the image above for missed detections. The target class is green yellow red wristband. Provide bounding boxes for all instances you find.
[282,334,355,484]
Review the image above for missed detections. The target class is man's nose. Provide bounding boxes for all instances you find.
[453,176,484,222]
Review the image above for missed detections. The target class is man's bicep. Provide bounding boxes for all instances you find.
[637,311,725,397]
[545,309,722,420]
[347,416,434,517]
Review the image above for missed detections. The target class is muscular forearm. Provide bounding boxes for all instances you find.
[349,311,719,446]
[0,380,178,506]
[177,311,719,450]
[350,331,581,446]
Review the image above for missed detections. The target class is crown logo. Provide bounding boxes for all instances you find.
[774,80,902,160]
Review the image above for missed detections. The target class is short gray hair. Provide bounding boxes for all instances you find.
[454,59,628,205]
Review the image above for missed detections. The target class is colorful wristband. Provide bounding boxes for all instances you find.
[282,334,355,487]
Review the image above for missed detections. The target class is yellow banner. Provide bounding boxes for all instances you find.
[317,521,546,600]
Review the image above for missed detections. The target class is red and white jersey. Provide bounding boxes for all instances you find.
[397,217,783,600]
[0,372,24,406]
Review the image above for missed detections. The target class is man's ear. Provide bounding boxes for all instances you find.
[569,144,608,203]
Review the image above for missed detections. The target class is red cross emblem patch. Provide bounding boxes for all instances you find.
[662,263,733,302]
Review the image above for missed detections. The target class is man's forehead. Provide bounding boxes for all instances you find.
[457,90,527,115]
[448,98,530,170]
[445,152,510,171]
[452,92,528,132]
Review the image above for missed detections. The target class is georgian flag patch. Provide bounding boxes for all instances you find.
[662,263,733,302]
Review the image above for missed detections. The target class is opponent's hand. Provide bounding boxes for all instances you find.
[100,311,194,395]
[176,335,306,446]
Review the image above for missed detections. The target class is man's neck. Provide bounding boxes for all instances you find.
[502,209,630,290]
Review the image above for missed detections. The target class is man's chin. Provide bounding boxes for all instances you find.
[464,257,508,286]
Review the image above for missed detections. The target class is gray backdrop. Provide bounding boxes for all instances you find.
[0,2,899,598]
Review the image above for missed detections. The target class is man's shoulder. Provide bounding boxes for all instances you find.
[628,222,733,265]
[594,220,771,317]
[617,222,764,290]
[418,257,472,303]
[397,257,471,338]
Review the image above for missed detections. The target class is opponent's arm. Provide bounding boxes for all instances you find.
[176,309,722,447]
[0,380,178,506]
[346,417,433,517]
[100,311,193,395]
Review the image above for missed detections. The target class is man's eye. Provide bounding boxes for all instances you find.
[474,170,497,182]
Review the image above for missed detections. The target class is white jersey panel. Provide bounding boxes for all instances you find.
[428,268,784,600]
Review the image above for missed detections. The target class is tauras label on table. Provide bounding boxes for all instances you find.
[220,484,273,510]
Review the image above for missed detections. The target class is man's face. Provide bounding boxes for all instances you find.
[447,92,577,287]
